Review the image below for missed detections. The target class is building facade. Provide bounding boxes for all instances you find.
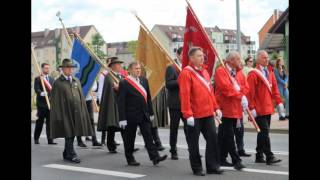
[151,24,256,61]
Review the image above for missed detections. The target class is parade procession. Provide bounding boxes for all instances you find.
[32,0,289,179]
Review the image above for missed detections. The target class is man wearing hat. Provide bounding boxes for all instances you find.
[97,57,119,147]
[98,56,130,153]
[50,58,93,163]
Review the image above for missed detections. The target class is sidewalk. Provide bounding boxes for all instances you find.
[31,110,288,134]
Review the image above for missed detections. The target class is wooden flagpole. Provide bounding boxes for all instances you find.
[132,11,182,72]
[56,12,104,112]
[31,45,51,110]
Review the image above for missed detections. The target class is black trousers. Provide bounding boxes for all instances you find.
[151,127,162,146]
[77,100,98,143]
[235,119,244,152]
[255,115,273,158]
[185,116,220,172]
[107,127,123,151]
[218,117,242,164]
[169,109,186,153]
[34,107,52,142]
[123,119,159,163]
[63,137,77,159]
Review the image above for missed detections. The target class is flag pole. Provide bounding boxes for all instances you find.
[56,11,73,47]
[31,44,51,110]
[132,11,182,72]
[56,12,111,113]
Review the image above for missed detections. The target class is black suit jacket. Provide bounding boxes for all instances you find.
[34,75,54,109]
[118,76,154,123]
[165,64,181,110]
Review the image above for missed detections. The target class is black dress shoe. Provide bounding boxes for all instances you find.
[266,156,282,165]
[64,157,81,163]
[279,116,286,121]
[133,148,140,152]
[109,150,117,153]
[238,150,251,157]
[128,161,140,166]
[153,155,167,165]
[78,142,87,148]
[92,141,102,146]
[221,160,233,167]
[207,168,224,174]
[193,170,205,176]
[34,139,39,144]
[285,115,289,119]
[255,158,266,163]
[157,145,165,151]
[48,142,57,145]
[171,152,178,160]
[234,162,246,170]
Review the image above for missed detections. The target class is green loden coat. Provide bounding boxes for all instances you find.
[50,75,93,138]
[97,72,122,131]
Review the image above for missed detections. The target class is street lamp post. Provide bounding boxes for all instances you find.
[236,0,241,56]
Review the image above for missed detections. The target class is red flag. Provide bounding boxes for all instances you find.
[182,6,218,77]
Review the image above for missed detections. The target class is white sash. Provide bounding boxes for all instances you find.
[128,76,147,98]
[185,66,212,93]
[250,68,272,93]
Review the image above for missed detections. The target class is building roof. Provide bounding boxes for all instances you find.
[153,24,251,44]
[260,8,288,50]
[31,25,94,48]
[268,8,288,34]
[107,41,131,55]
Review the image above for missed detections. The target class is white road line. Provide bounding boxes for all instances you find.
[32,135,288,155]
[43,164,146,178]
[220,166,288,175]
[115,141,289,156]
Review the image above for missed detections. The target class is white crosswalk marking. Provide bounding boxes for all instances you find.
[43,164,146,178]
[221,166,288,175]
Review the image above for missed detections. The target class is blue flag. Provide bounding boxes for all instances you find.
[71,39,101,97]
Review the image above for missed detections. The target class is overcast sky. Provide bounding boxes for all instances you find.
[32,0,288,47]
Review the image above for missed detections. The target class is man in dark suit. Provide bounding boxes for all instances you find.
[118,62,167,166]
[33,63,57,145]
[165,47,186,160]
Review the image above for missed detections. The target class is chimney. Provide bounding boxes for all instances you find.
[44,28,50,37]
[273,9,279,23]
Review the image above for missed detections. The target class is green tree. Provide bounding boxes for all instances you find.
[127,40,138,58]
[271,51,279,60]
[91,33,106,59]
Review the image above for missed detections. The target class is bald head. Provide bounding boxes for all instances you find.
[256,50,269,67]
[225,51,241,69]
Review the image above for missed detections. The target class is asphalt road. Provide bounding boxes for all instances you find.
[32,123,288,180]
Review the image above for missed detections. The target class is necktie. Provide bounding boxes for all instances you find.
[231,70,236,78]
[263,68,269,79]
[67,76,72,84]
